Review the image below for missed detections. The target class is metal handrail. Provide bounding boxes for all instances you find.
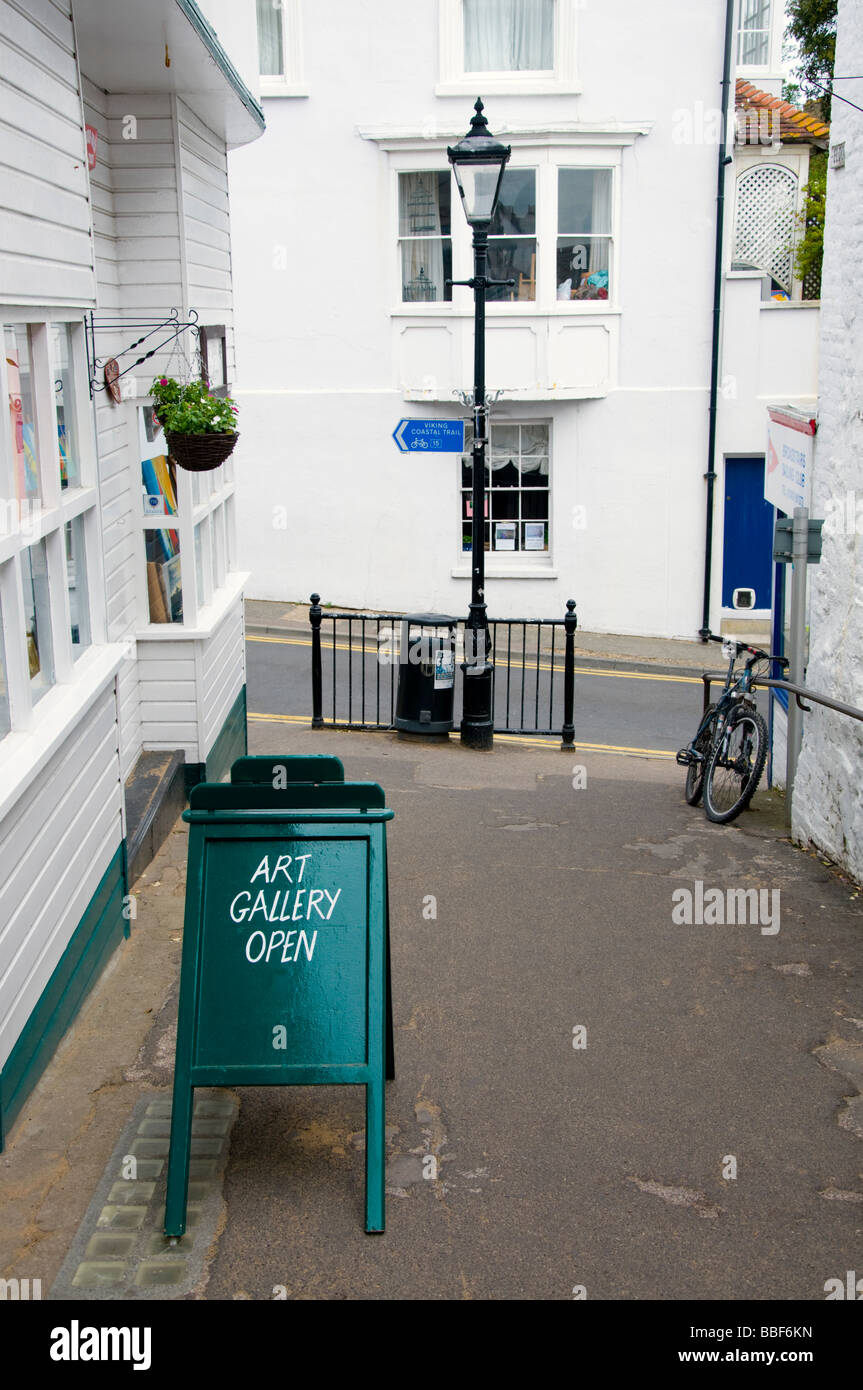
[700,669,863,724]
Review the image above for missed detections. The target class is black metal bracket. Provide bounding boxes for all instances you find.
[446,278,517,290]
[85,308,201,399]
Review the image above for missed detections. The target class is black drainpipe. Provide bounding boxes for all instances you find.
[700,0,737,640]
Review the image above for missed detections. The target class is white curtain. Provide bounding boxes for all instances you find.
[464,0,554,72]
[589,170,611,277]
[400,173,445,300]
[256,0,284,76]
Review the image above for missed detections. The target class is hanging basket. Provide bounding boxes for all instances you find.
[165,430,238,473]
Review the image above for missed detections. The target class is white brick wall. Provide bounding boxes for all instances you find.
[793,0,863,877]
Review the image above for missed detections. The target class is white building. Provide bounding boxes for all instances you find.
[793,0,863,879]
[0,0,262,1146]
[207,0,822,640]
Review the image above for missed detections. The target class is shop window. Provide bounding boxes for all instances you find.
[52,323,80,488]
[461,421,550,553]
[23,539,54,700]
[0,597,10,738]
[4,324,39,505]
[0,316,98,743]
[138,405,237,628]
[65,515,90,652]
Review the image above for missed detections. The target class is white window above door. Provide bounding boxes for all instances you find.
[438,0,581,95]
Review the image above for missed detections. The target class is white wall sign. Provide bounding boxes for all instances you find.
[765,407,816,513]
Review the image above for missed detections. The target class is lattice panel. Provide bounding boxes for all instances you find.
[733,164,799,293]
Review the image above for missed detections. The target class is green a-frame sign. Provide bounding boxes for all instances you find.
[165,757,394,1237]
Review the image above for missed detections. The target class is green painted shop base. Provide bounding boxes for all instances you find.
[0,846,126,1152]
[0,685,248,1151]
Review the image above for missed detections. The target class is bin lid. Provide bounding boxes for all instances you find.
[402,613,460,626]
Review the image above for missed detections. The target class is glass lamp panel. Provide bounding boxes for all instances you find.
[453,163,505,224]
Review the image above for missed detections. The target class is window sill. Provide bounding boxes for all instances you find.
[435,78,581,97]
[451,564,557,580]
[391,304,620,317]
[259,82,309,99]
[0,643,128,822]
[136,571,249,639]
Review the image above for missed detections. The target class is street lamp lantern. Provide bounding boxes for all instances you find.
[446,100,512,750]
[447,99,511,226]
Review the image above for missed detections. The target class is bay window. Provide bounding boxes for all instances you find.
[394,159,615,311]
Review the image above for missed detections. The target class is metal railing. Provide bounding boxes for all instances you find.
[700,667,863,823]
[701,670,863,724]
[309,594,578,743]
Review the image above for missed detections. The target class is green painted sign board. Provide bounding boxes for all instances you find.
[165,774,394,1236]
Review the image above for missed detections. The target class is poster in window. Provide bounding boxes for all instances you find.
[524,522,545,551]
[495,522,517,551]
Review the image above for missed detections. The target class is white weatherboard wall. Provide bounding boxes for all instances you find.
[793,0,863,879]
[80,81,245,771]
[0,0,95,306]
[0,683,122,1073]
[221,0,744,637]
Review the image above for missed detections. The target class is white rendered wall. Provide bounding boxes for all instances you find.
[221,0,815,638]
[792,0,863,878]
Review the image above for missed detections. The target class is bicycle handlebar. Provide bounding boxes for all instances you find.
[701,632,789,668]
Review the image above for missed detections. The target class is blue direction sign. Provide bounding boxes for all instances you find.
[392,419,465,454]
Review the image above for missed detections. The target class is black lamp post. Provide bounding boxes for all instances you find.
[447,99,511,750]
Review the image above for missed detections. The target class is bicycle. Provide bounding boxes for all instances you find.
[676,635,788,825]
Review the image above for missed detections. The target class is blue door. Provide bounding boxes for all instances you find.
[722,457,775,609]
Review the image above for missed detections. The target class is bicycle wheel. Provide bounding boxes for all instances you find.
[703,708,768,824]
[684,704,717,806]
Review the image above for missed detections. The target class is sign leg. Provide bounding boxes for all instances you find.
[164,1081,194,1238]
[385,886,395,1082]
[365,1078,385,1234]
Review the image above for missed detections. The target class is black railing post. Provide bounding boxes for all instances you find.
[560,599,577,749]
[702,673,712,715]
[310,592,323,728]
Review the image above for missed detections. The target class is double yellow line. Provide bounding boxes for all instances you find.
[246,632,701,687]
[247,710,676,760]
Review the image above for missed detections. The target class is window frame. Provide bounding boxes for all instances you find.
[450,411,553,569]
[389,147,620,317]
[735,0,778,75]
[0,311,104,740]
[256,0,309,99]
[135,404,238,632]
[438,0,581,96]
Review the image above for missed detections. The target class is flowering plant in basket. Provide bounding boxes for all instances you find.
[149,376,239,471]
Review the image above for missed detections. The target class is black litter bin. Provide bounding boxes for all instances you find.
[395,614,458,734]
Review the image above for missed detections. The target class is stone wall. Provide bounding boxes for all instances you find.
[793,0,863,878]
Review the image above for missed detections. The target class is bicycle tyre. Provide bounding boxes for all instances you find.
[703,708,768,824]
[684,703,717,806]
